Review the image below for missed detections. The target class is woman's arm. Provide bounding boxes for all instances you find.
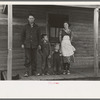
[70,31,73,42]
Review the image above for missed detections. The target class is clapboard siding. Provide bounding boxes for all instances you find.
[0,17,8,43]
[0,24,7,70]
[0,5,7,70]
[11,5,95,70]
[13,5,47,19]
[0,5,97,71]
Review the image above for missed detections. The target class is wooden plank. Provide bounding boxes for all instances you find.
[7,5,12,80]
[94,8,99,77]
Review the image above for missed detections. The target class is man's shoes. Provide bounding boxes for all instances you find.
[24,72,29,77]
[37,73,41,76]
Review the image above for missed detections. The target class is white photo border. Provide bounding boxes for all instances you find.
[0,1,100,98]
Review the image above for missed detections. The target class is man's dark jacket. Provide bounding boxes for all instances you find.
[21,23,41,48]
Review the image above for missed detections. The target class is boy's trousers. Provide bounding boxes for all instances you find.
[53,52,61,73]
[42,54,49,74]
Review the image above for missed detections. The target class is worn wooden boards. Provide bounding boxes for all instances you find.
[0,5,98,73]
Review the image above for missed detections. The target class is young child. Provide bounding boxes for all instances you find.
[52,43,62,75]
[40,34,51,75]
[61,35,75,75]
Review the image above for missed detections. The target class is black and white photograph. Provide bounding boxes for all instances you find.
[0,4,100,80]
[1,1,100,98]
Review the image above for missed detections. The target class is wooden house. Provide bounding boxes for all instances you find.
[0,5,100,79]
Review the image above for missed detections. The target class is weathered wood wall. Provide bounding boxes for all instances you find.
[0,5,96,72]
[0,11,8,70]
[12,5,95,70]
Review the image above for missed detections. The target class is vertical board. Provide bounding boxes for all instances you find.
[7,5,12,80]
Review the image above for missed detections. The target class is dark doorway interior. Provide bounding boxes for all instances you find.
[48,14,69,43]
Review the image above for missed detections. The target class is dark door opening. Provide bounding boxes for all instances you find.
[48,13,69,43]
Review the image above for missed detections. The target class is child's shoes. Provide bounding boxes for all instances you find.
[63,70,67,75]
[67,70,70,75]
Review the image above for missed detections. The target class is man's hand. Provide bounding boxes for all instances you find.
[21,44,24,49]
[38,45,41,49]
[48,55,51,58]
[60,53,62,56]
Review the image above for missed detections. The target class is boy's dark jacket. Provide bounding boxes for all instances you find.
[40,39,52,56]
[21,23,41,48]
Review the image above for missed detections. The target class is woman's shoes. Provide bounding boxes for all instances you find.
[63,70,70,75]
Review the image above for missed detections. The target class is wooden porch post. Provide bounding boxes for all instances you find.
[7,5,13,80]
[94,7,99,77]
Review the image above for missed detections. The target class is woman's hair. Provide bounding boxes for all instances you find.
[64,21,71,27]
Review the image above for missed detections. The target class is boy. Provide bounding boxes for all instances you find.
[52,43,62,75]
[40,34,51,75]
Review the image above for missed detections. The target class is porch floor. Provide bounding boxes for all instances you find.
[11,68,100,80]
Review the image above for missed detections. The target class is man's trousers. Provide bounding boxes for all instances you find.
[24,48,37,75]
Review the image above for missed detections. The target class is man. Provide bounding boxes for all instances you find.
[21,14,41,77]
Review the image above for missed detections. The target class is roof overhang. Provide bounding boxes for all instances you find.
[54,5,100,8]
[3,5,100,14]
[66,5,100,8]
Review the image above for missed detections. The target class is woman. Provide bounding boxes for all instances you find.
[60,22,74,75]
[61,35,75,75]
[59,22,73,42]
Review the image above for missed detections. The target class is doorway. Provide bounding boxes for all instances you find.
[48,13,69,43]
